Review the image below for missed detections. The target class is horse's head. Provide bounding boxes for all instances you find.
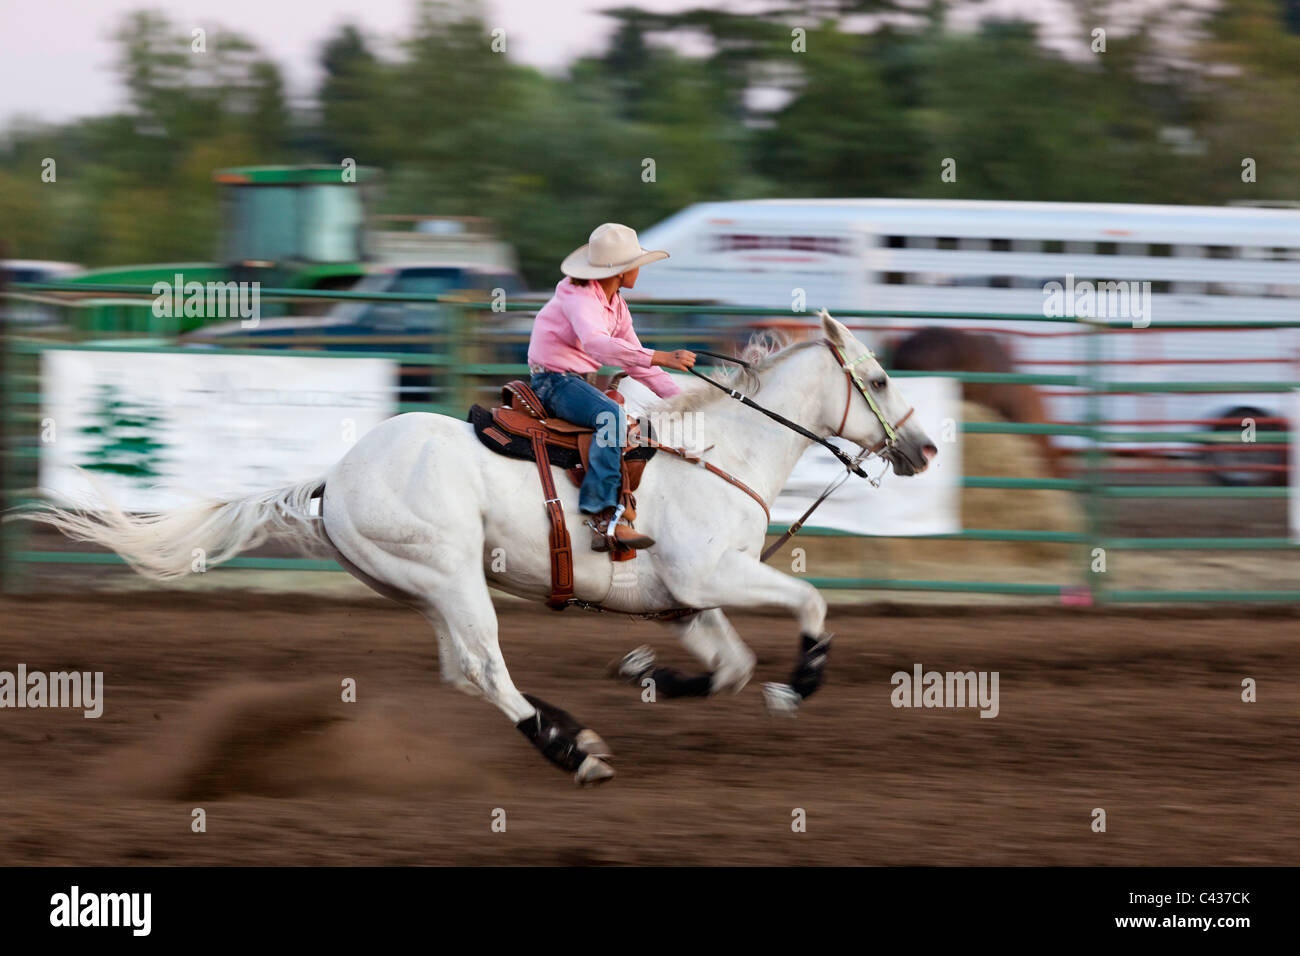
[819,311,937,476]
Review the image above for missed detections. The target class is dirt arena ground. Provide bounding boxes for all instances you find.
[2,594,1296,866]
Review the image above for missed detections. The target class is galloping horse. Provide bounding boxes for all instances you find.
[16,312,936,783]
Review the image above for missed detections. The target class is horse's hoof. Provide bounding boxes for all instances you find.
[576,728,612,759]
[614,645,655,682]
[762,682,801,717]
[574,754,616,786]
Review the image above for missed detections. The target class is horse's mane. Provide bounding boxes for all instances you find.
[651,331,824,415]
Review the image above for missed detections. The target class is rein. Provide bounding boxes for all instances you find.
[689,349,871,478]
[678,329,915,563]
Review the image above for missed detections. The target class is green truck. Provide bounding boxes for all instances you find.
[62,164,381,335]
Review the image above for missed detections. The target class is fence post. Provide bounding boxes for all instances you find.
[442,296,472,416]
[1082,317,1107,605]
[0,248,8,593]
[0,248,23,594]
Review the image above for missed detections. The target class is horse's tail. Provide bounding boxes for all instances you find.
[6,475,330,581]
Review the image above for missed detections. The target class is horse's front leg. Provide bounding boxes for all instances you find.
[615,608,756,698]
[665,550,831,716]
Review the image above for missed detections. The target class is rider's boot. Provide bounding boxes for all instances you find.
[588,504,654,552]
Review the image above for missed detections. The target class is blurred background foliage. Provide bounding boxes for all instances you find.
[1,0,1297,286]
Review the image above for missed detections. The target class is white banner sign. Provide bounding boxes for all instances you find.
[40,350,396,512]
[622,374,960,536]
[770,377,960,536]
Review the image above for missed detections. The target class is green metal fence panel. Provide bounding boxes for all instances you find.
[3,284,1296,603]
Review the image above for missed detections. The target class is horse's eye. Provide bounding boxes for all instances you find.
[871,378,887,390]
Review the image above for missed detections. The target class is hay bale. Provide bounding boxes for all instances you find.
[890,400,1084,565]
[959,399,1083,535]
[761,401,1085,592]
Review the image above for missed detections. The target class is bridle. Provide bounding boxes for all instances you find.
[683,332,915,562]
[689,340,912,475]
[825,340,916,457]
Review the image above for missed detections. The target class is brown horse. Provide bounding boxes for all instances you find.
[889,326,1067,478]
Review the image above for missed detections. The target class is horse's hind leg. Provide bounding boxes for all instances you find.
[421,609,479,698]
[428,571,614,785]
[683,609,755,693]
[616,608,756,698]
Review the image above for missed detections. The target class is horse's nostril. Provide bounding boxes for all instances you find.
[922,443,938,462]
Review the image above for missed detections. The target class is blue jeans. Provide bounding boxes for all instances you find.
[531,371,624,514]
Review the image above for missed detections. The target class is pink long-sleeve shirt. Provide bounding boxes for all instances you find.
[527,278,682,398]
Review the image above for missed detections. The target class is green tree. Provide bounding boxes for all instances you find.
[317,24,385,162]
[757,25,927,196]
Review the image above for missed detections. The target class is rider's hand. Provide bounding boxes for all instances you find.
[652,349,697,371]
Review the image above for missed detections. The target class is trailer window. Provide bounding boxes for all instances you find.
[712,234,850,255]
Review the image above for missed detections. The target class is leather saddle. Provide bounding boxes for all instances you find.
[468,380,655,475]
[467,380,657,609]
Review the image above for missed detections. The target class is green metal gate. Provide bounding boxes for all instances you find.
[3,284,1296,603]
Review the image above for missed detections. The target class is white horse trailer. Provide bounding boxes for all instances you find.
[631,199,1300,471]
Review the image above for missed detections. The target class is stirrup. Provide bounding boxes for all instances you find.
[604,503,627,547]
[587,517,624,552]
[586,504,653,552]
[584,504,624,541]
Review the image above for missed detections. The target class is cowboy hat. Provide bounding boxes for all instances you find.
[560,223,668,280]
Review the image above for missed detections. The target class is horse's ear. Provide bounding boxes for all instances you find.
[818,309,850,348]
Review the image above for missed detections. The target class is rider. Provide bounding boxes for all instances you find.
[528,222,696,551]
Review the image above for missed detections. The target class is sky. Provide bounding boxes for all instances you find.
[0,0,714,126]
[0,0,1184,128]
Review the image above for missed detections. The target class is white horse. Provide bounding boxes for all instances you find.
[16,312,936,783]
